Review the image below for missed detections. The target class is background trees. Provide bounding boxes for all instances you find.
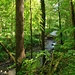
[0,0,75,75]
[0,0,15,62]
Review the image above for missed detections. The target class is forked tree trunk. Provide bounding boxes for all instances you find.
[16,0,25,73]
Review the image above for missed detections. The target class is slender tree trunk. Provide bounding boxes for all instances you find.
[30,0,33,59]
[70,0,75,49]
[40,0,46,65]
[58,0,63,45]
[16,0,25,73]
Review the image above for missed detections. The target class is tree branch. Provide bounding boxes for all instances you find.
[0,42,15,62]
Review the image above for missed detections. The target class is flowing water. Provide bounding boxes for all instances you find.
[0,31,56,75]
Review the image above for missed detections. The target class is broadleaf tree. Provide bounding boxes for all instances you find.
[16,0,25,73]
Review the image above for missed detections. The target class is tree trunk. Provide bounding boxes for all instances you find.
[30,0,33,59]
[16,0,25,73]
[58,0,63,45]
[70,0,75,49]
[40,0,46,65]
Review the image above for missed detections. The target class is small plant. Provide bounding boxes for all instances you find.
[17,50,63,75]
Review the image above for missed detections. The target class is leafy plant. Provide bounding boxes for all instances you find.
[17,50,63,75]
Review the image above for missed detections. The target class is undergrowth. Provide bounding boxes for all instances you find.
[17,50,75,75]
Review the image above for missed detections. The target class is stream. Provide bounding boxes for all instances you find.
[40,31,57,66]
[0,31,56,75]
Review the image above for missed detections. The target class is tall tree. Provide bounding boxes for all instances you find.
[16,0,25,73]
[70,0,75,49]
[40,0,46,64]
[30,0,33,58]
[58,0,63,45]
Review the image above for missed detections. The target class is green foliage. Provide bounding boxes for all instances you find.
[17,51,63,75]
[7,63,16,70]
[0,52,8,61]
[0,0,15,52]
[0,43,9,61]
[57,50,75,75]
[10,50,75,75]
[0,0,75,75]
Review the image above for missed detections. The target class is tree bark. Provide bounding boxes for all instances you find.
[40,0,46,65]
[70,0,75,49]
[16,0,25,73]
[58,0,63,45]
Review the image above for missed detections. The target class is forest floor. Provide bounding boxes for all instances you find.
[0,60,15,75]
[0,34,54,75]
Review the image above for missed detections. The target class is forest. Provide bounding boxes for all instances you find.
[0,0,75,75]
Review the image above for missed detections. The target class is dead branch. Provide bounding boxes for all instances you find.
[0,42,15,62]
